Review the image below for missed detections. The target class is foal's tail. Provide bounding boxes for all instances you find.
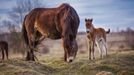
[106,29,110,34]
[22,16,29,46]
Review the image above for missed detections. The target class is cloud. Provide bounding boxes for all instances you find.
[0,0,15,10]
[0,0,134,31]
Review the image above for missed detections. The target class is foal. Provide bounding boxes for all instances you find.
[0,41,8,60]
[85,18,110,60]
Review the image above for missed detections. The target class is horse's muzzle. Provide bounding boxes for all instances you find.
[86,31,89,33]
[86,29,90,33]
[67,56,74,63]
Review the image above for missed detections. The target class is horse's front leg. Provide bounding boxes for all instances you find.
[64,49,67,61]
[62,37,67,62]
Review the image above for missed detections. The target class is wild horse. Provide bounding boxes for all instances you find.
[0,41,8,60]
[22,3,80,62]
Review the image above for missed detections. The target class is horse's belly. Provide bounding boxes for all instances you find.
[48,31,61,39]
[36,27,61,39]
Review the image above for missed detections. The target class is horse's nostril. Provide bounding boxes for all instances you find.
[69,59,73,62]
[87,31,89,33]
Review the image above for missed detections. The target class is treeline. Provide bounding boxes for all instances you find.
[0,31,26,54]
[0,0,43,55]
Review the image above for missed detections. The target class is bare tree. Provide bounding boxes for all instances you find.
[9,0,42,28]
[0,20,23,53]
[7,0,44,56]
[125,27,134,49]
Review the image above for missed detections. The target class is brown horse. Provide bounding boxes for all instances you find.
[85,18,110,60]
[0,41,8,60]
[22,3,80,62]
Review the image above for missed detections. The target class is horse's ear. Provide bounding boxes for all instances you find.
[85,18,87,22]
[91,18,93,22]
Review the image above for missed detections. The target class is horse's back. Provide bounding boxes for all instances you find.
[0,41,7,45]
[0,41,8,49]
[95,28,106,41]
[24,3,79,39]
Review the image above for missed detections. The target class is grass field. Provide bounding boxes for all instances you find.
[0,50,134,75]
[0,32,134,75]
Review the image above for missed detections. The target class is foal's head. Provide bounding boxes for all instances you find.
[85,18,93,33]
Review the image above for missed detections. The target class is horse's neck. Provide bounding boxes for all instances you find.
[89,24,95,32]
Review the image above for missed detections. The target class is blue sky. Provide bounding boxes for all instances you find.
[0,0,134,32]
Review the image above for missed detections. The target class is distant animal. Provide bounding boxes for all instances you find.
[85,18,110,60]
[0,41,8,60]
[22,3,80,62]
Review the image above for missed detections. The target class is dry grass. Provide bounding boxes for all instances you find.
[0,50,134,75]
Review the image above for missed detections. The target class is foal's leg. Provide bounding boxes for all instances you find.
[88,40,91,60]
[105,43,108,56]
[102,39,108,57]
[96,40,103,59]
[100,41,105,58]
[89,40,95,60]
[92,41,95,59]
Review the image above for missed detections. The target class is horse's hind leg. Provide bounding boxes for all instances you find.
[26,51,30,61]
[26,40,36,61]
[26,30,36,61]
[26,37,36,61]
[5,47,8,60]
[2,49,5,60]
[29,49,35,61]
[26,49,35,61]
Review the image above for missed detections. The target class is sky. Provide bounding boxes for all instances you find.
[0,0,134,32]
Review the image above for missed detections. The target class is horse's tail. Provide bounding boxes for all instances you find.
[22,16,29,46]
[106,29,110,34]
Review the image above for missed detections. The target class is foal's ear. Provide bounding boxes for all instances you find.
[85,18,88,22]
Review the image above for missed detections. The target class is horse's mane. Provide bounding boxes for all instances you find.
[58,3,70,8]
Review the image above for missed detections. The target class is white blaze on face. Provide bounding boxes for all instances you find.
[67,56,74,62]
[86,28,90,33]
